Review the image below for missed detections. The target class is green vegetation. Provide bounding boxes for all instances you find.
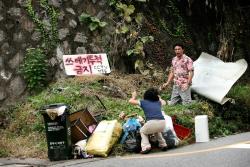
[79,12,107,31]
[108,1,155,72]
[126,35,154,56]
[155,0,193,54]
[23,0,59,92]
[25,0,59,52]
[0,74,249,158]
[228,84,250,107]
[20,48,48,92]
[158,0,188,38]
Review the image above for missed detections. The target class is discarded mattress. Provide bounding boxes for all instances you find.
[191,52,248,104]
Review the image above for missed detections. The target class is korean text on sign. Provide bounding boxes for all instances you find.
[63,54,111,75]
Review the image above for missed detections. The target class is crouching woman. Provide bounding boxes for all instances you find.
[129,88,167,154]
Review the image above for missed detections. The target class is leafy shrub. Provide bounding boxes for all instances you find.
[20,48,48,92]
[0,147,8,157]
[209,117,239,137]
[228,84,250,107]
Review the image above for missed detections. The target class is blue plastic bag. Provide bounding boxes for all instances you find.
[120,118,141,144]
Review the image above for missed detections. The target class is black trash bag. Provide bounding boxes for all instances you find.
[123,129,141,153]
[162,129,179,149]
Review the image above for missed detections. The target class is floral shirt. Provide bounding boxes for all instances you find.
[171,54,193,88]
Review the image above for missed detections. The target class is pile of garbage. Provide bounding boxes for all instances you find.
[41,102,191,161]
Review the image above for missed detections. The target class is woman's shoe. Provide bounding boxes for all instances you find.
[161,146,168,151]
[140,147,151,154]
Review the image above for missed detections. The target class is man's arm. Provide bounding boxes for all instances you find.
[162,69,174,88]
[187,70,193,85]
[187,57,194,85]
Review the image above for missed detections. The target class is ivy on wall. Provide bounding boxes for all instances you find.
[22,0,59,92]
[152,0,194,56]
[25,0,59,52]
[159,0,189,40]
[79,12,107,31]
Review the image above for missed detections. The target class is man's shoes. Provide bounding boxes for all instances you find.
[140,147,151,154]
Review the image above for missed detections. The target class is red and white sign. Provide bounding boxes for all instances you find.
[63,53,111,75]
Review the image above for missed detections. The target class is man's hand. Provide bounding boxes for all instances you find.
[159,82,169,91]
[181,83,190,91]
[163,82,168,87]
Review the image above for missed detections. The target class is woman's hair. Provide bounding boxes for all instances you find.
[143,88,159,102]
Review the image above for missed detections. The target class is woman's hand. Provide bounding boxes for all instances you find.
[129,91,139,105]
[132,91,137,99]
[159,96,167,105]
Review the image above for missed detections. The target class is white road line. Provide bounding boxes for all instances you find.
[226,143,250,149]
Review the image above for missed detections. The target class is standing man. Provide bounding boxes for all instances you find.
[161,43,194,105]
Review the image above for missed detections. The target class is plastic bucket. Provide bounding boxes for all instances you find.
[195,115,209,142]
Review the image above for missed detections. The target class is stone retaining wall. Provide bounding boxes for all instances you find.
[0,0,109,109]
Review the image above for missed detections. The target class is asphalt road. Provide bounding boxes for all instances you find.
[1,132,249,167]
